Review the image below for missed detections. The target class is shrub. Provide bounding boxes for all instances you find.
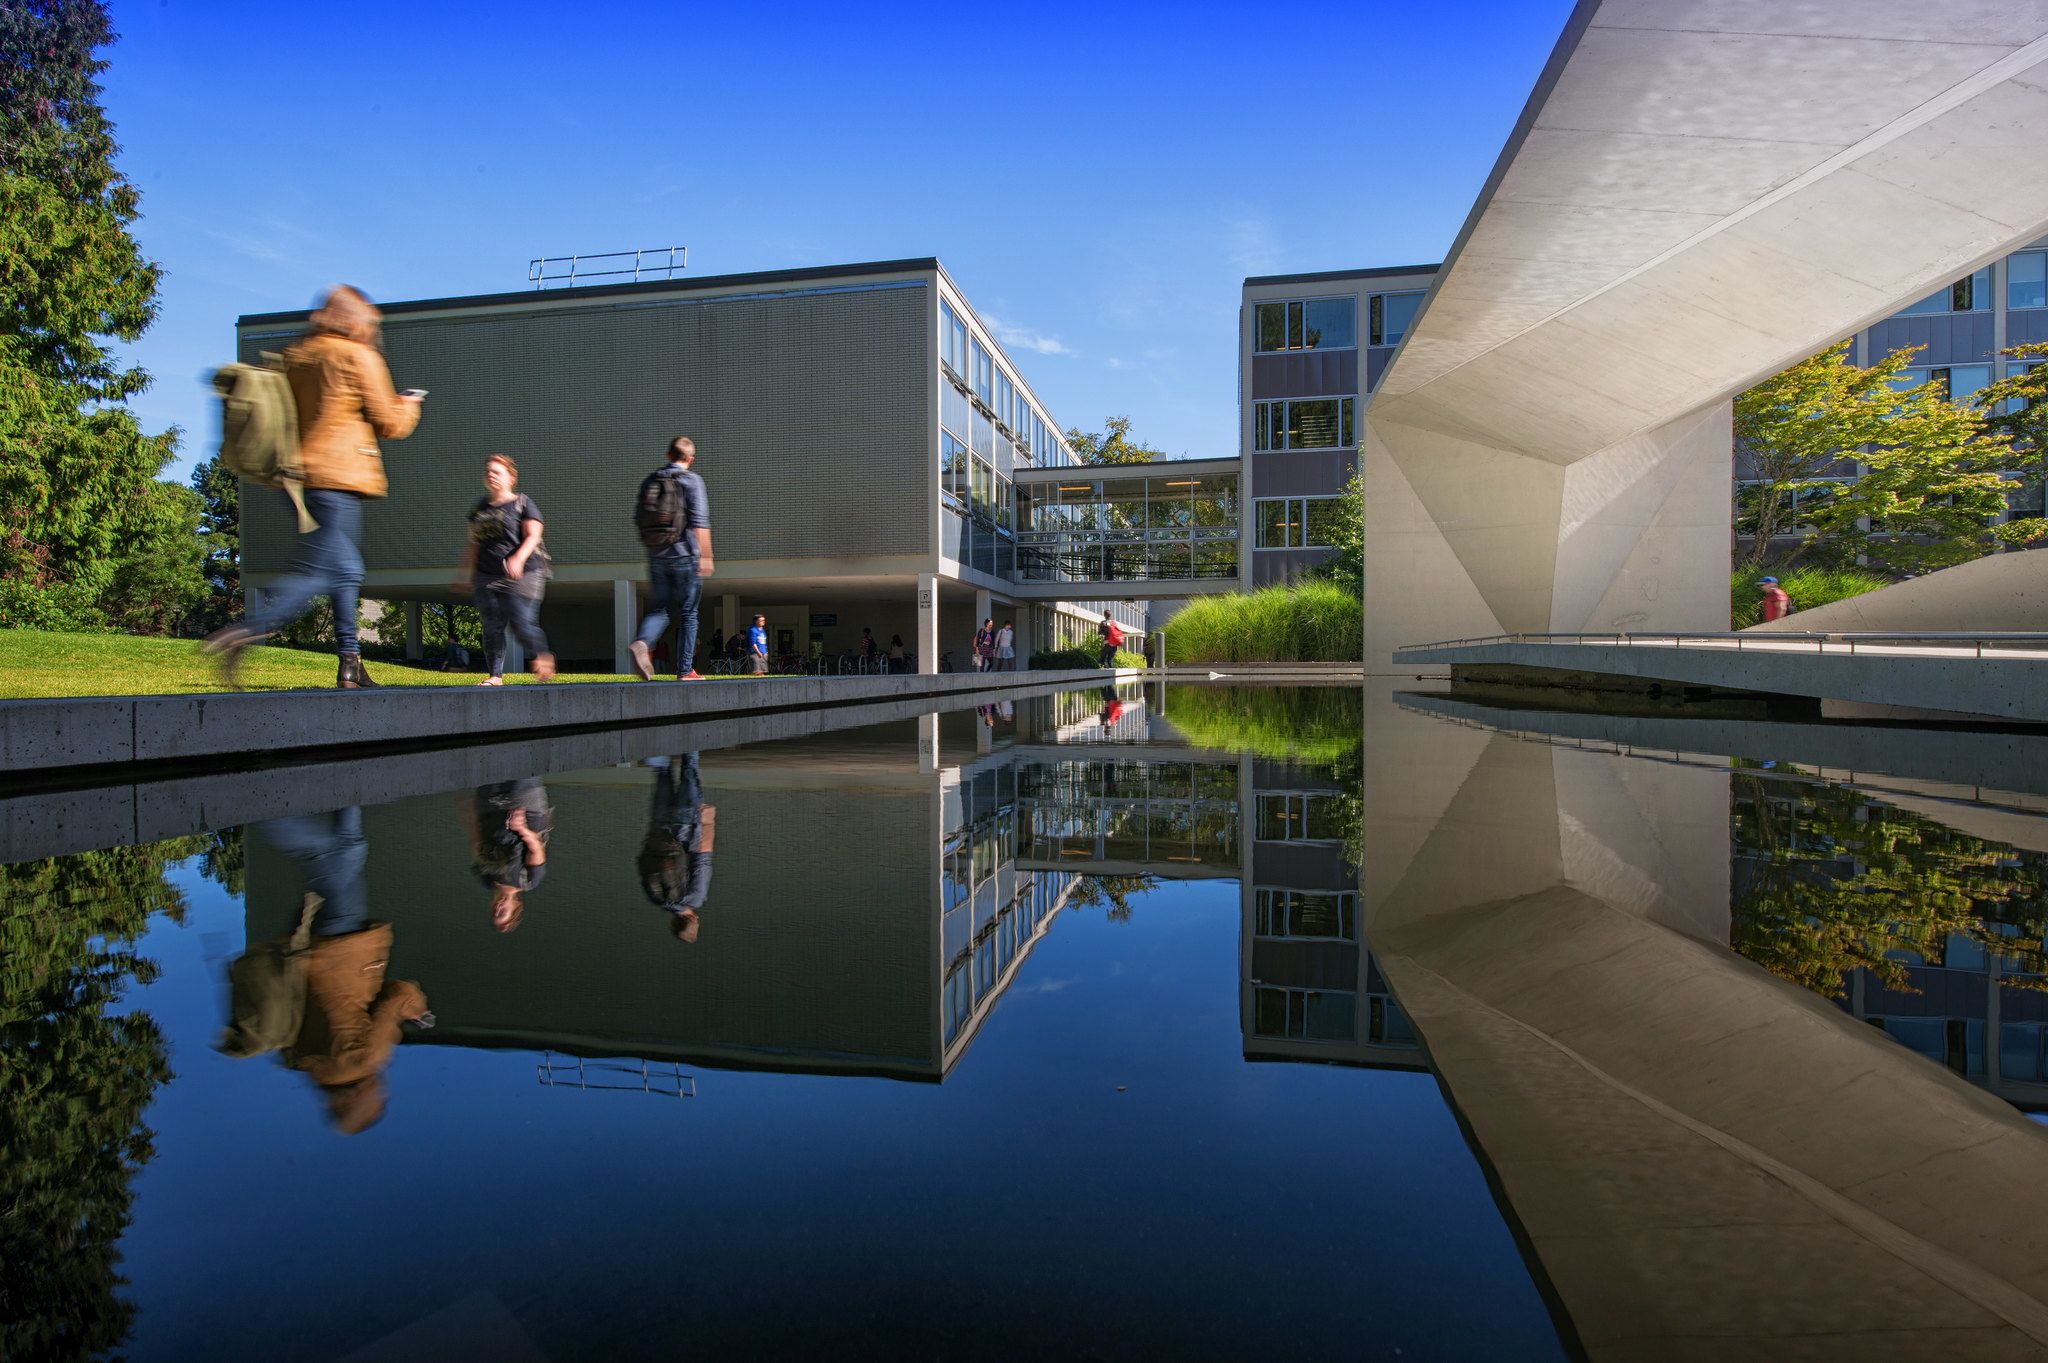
[1731,564,1891,628]
[1161,582,1361,663]
[1029,647,1144,670]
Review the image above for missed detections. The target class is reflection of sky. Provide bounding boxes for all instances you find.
[110,830,1558,1359]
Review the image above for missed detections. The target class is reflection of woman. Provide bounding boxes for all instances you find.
[243,807,429,1135]
[458,453,555,686]
[462,778,551,931]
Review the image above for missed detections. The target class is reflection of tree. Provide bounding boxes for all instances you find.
[1731,771,2048,1000]
[1069,874,1158,923]
[0,829,238,1361]
[1161,687,1363,871]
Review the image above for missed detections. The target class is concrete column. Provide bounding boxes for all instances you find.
[918,573,940,675]
[612,579,636,675]
[404,601,423,660]
[721,594,739,642]
[1013,606,1036,671]
[974,588,991,640]
[917,710,939,774]
[976,712,993,753]
[244,584,264,620]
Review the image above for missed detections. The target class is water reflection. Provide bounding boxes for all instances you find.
[635,755,714,942]
[462,778,553,933]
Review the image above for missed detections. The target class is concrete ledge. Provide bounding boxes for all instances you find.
[1,679,1098,863]
[0,668,1143,780]
[1398,640,2048,725]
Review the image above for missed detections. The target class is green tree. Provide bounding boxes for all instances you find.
[1066,415,1164,466]
[189,454,241,632]
[0,829,236,1361]
[99,479,207,634]
[1976,341,2048,535]
[1735,341,2035,572]
[1315,467,1363,593]
[0,1,178,629]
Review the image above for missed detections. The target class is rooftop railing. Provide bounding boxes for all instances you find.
[528,246,687,289]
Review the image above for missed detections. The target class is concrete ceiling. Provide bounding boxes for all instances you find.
[1373,0,2048,466]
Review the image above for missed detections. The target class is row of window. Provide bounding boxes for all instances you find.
[1254,496,1351,550]
[1254,888,1357,941]
[1253,396,1356,451]
[941,299,1069,468]
[1256,792,1350,841]
[1254,291,1424,353]
[1897,250,2048,316]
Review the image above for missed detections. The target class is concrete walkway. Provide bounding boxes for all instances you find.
[0,667,1144,780]
[1396,636,2048,725]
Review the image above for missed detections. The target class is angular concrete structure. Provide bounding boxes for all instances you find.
[1368,1,2048,666]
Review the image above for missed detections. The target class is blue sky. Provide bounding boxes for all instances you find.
[103,0,1574,480]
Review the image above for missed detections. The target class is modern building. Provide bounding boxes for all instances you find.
[1736,233,2048,541]
[236,260,1177,673]
[1238,265,1438,587]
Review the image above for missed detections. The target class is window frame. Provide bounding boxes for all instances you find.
[1253,294,1359,354]
[1251,397,1357,451]
[1368,290,1425,347]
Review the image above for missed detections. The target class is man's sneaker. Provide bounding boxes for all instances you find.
[678,671,706,681]
[628,640,655,682]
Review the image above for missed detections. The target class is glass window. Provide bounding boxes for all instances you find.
[2011,252,2047,310]
[971,457,993,517]
[971,409,993,461]
[1369,291,1423,346]
[942,384,969,442]
[942,431,970,506]
[1255,398,1355,450]
[1255,499,1300,549]
[1254,403,1271,451]
[1303,298,1356,349]
[940,301,963,375]
[1256,302,1288,351]
[1304,496,1351,547]
[1897,268,1993,316]
[972,339,992,404]
[995,373,1013,430]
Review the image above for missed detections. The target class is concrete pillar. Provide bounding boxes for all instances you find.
[918,711,939,775]
[976,712,993,753]
[404,601,424,660]
[973,588,991,641]
[721,594,739,643]
[612,579,636,675]
[244,584,264,620]
[504,633,525,675]
[1013,606,1036,671]
[918,573,939,675]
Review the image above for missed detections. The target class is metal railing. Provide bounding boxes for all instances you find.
[528,246,687,289]
[1014,542,1239,585]
[1394,630,2048,659]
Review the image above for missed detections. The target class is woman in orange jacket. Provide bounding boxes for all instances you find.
[207,285,422,689]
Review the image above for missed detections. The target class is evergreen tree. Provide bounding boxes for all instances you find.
[0,1,180,629]
[189,455,241,631]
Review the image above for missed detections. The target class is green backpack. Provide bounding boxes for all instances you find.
[212,356,317,532]
[215,894,320,1059]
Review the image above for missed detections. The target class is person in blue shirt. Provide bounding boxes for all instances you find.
[629,436,715,682]
[747,613,769,676]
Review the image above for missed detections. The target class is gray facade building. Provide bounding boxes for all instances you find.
[237,260,1150,672]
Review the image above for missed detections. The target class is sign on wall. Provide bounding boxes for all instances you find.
[810,612,837,627]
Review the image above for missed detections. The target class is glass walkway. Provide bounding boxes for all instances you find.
[1009,457,1241,598]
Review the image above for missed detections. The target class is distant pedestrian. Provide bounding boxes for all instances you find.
[460,454,554,686]
[974,617,995,671]
[637,753,715,943]
[888,634,906,672]
[995,620,1015,671]
[709,626,726,666]
[629,436,714,682]
[206,285,422,689]
[859,627,878,661]
[1096,615,1124,667]
[748,613,769,675]
[1759,575,1791,623]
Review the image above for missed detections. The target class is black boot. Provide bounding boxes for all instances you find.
[337,652,380,690]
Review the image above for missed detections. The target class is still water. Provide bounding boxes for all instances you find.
[10,683,2048,1360]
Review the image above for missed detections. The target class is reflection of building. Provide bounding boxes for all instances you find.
[239,692,1383,1080]
[1842,951,2048,1109]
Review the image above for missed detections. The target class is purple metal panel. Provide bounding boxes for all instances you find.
[1250,939,1360,992]
[1251,449,1357,497]
[1865,313,1994,365]
[1252,547,1339,587]
[1250,349,1360,400]
[2010,309,2048,347]
[1366,345,1395,391]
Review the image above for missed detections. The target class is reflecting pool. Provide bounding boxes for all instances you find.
[11,681,2048,1359]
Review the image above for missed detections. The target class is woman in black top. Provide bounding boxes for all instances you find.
[458,454,555,684]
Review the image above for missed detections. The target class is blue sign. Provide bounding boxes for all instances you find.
[810,612,837,627]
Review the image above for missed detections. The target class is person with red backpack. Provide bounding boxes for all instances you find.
[1097,615,1124,667]
[628,436,715,682]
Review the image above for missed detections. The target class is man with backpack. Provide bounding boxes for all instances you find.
[629,436,714,682]
[1097,615,1124,667]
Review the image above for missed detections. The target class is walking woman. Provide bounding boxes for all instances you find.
[459,453,554,684]
[973,617,995,672]
[206,285,422,689]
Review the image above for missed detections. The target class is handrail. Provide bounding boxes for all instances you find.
[1393,629,2048,658]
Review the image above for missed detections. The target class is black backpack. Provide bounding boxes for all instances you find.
[634,469,687,550]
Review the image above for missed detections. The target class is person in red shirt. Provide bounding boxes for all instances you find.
[1759,575,1791,622]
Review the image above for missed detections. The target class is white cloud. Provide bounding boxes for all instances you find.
[1105,357,1127,370]
[985,314,1075,357]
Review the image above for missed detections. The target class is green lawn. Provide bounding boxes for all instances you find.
[0,629,653,699]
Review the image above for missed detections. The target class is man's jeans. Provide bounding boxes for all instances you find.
[257,806,369,937]
[246,488,364,654]
[476,587,548,678]
[637,556,702,676]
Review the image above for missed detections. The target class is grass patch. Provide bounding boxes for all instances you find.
[0,629,649,699]
[1162,685,1362,765]
[1162,582,1360,664]
[1731,564,1891,628]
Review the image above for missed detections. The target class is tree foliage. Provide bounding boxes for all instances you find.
[1977,341,2048,533]
[1065,415,1164,466]
[188,454,241,632]
[1731,771,2048,1001]
[1733,341,2040,573]
[0,828,238,1361]
[0,1,180,630]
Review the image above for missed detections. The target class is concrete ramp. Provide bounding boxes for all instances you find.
[1752,550,2048,633]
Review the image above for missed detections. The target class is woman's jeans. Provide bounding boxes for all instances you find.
[246,488,364,654]
[476,586,549,678]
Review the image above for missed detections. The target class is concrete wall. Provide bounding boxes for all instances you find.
[240,274,933,577]
[1750,547,2048,634]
